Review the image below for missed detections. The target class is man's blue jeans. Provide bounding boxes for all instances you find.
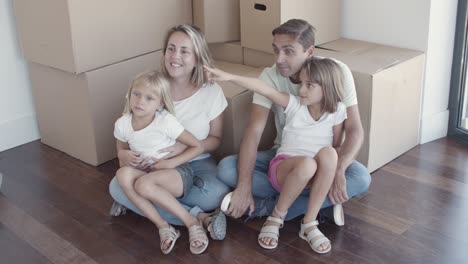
[109,157,230,225]
[217,148,371,221]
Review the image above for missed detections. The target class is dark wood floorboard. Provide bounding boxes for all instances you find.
[0,137,467,263]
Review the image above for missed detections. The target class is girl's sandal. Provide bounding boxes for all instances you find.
[188,223,209,254]
[258,216,284,249]
[299,220,331,254]
[159,225,180,254]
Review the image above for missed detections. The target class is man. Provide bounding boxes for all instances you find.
[217,19,371,223]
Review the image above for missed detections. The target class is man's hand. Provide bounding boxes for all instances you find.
[328,169,349,204]
[158,142,188,159]
[226,186,255,218]
[117,150,142,168]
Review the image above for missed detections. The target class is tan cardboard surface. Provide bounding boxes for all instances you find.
[209,42,244,64]
[317,39,425,172]
[241,0,341,53]
[14,0,191,73]
[213,61,275,160]
[193,0,240,43]
[29,51,163,165]
[243,48,275,68]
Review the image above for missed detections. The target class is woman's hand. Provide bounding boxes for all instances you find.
[158,142,188,159]
[117,149,142,168]
[149,159,176,171]
[204,66,235,82]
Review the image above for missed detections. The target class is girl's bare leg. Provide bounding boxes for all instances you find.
[260,156,318,247]
[302,146,338,252]
[135,170,205,250]
[116,167,169,228]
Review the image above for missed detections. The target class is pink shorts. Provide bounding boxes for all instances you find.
[268,154,290,192]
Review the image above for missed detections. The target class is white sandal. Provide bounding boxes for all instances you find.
[188,222,209,255]
[299,220,331,254]
[258,216,284,249]
[159,225,180,254]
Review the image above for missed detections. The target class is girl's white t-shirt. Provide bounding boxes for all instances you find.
[173,82,228,161]
[114,110,185,159]
[276,96,347,157]
[254,56,357,147]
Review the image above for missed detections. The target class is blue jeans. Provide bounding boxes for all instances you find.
[109,157,230,226]
[217,148,371,221]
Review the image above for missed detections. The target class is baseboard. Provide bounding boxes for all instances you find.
[0,114,40,152]
[419,110,449,144]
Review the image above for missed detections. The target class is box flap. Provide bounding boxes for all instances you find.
[319,38,378,54]
[317,38,424,75]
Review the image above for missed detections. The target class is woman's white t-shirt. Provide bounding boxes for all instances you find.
[174,82,228,161]
[114,110,185,159]
[276,96,347,157]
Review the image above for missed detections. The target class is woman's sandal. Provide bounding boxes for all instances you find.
[188,222,209,254]
[205,209,227,240]
[299,220,331,254]
[159,225,180,254]
[258,216,284,249]
[109,201,127,217]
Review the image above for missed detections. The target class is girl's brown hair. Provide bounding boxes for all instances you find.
[302,57,344,113]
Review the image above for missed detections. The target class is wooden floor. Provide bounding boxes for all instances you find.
[1,138,467,264]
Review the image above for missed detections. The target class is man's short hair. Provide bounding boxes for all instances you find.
[272,19,316,50]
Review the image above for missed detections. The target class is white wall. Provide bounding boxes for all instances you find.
[342,0,457,144]
[419,0,457,143]
[0,0,40,152]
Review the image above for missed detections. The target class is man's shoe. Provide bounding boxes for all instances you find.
[319,204,345,226]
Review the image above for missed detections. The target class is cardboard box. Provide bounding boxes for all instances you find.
[243,47,275,68]
[209,42,244,64]
[193,0,240,43]
[213,61,275,160]
[317,39,425,172]
[29,51,163,166]
[14,0,191,73]
[240,0,341,53]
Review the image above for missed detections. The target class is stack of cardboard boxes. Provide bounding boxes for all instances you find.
[15,0,425,172]
[14,0,192,165]
[197,0,425,172]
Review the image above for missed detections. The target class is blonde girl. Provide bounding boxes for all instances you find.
[206,57,346,254]
[114,71,209,255]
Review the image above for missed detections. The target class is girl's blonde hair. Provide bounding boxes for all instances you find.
[123,71,175,115]
[301,57,344,113]
[161,24,214,88]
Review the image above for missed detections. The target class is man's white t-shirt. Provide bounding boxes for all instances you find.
[253,56,357,146]
[277,96,347,157]
[114,110,184,159]
[174,82,228,161]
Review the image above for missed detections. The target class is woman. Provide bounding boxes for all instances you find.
[108,24,230,249]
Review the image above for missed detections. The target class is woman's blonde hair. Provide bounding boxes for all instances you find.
[301,57,344,113]
[161,24,214,88]
[123,71,175,115]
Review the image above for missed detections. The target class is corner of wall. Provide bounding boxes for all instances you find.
[419,110,449,144]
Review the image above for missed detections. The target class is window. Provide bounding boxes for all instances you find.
[448,0,468,144]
